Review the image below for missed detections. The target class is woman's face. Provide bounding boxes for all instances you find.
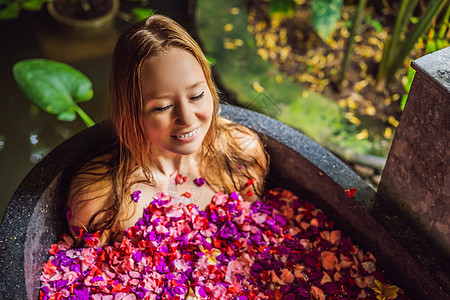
[140,47,214,157]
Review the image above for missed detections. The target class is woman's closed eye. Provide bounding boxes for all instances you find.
[151,91,204,112]
[190,91,204,100]
[153,104,173,112]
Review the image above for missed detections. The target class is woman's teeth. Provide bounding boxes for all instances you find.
[176,128,197,138]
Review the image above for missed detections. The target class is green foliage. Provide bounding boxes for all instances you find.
[268,0,296,17]
[0,0,152,20]
[131,6,153,21]
[377,0,448,88]
[335,0,367,88]
[268,0,343,41]
[197,0,391,158]
[365,13,382,33]
[13,59,95,127]
[205,55,216,66]
[0,0,48,19]
[311,0,343,41]
[425,2,450,53]
[400,65,415,110]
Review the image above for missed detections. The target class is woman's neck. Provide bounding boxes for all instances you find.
[149,149,199,177]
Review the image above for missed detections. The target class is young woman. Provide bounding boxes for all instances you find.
[67,15,269,246]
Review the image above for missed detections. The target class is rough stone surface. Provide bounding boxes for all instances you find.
[0,123,113,300]
[412,46,450,94]
[379,47,450,257]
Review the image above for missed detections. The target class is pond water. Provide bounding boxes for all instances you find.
[0,1,189,222]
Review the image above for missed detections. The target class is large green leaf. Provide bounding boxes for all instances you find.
[13,59,94,122]
[311,0,343,41]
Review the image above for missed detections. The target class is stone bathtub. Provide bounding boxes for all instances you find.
[0,105,448,299]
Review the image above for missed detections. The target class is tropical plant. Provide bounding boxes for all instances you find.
[423,2,450,53]
[0,0,152,21]
[334,0,448,91]
[268,0,343,41]
[376,0,448,89]
[335,0,368,90]
[310,0,342,41]
[0,0,47,19]
[13,59,95,127]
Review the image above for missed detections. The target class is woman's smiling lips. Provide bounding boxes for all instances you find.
[171,128,199,142]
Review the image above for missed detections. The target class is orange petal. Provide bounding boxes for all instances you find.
[274,289,283,300]
[321,251,337,271]
[311,286,326,300]
[280,268,295,284]
[320,272,332,285]
[271,270,286,285]
[333,272,342,281]
[330,230,341,245]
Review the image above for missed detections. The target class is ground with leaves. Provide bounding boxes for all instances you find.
[247,0,427,143]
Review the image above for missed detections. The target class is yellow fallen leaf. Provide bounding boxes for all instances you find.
[224,23,234,32]
[256,21,267,32]
[234,39,243,46]
[392,94,401,101]
[257,48,268,60]
[265,33,277,50]
[354,80,369,92]
[388,116,399,127]
[275,75,282,83]
[365,106,376,116]
[356,129,369,140]
[348,99,358,110]
[270,12,283,28]
[252,81,265,93]
[384,127,392,138]
[229,7,239,15]
[347,115,361,126]
[279,28,288,45]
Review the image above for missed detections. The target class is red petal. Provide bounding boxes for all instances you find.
[345,188,357,197]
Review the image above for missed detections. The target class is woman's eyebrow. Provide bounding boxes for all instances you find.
[148,93,171,100]
[187,81,206,89]
[145,81,206,102]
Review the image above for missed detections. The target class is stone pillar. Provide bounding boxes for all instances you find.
[378,46,450,256]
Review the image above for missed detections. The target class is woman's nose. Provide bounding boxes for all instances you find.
[175,101,195,126]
